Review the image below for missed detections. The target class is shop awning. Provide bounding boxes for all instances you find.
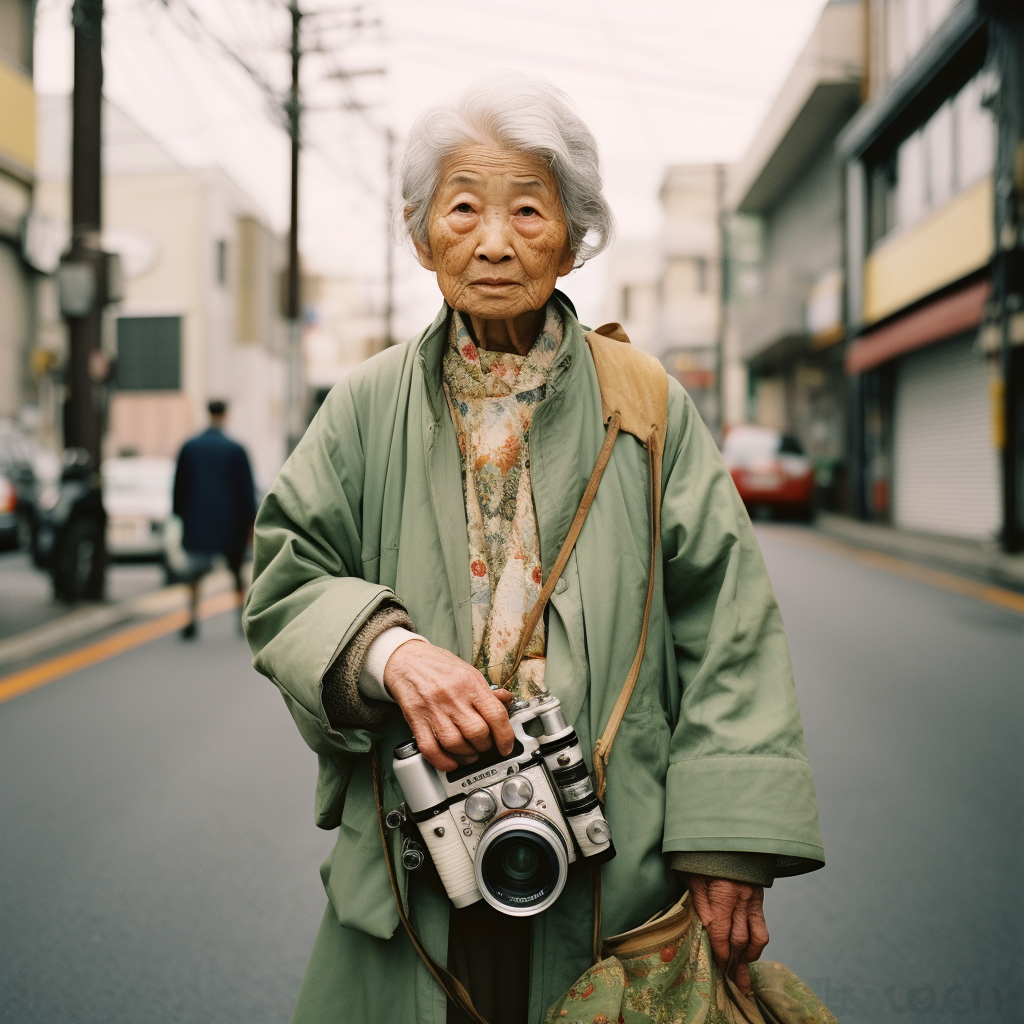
[844,278,990,375]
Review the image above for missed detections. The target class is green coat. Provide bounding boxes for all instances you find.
[243,296,824,1024]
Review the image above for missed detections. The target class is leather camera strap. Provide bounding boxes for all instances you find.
[498,411,621,689]
[591,429,661,802]
[373,749,490,1024]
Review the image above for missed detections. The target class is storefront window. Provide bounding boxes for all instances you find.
[869,71,995,246]
[884,0,958,83]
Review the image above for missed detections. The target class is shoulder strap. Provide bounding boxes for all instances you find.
[499,323,669,700]
[584,324,668,802]
[584,323,669,447]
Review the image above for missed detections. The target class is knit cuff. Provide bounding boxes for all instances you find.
[670,851,776,888]
[321,604,415,729]
[359,627,429,701]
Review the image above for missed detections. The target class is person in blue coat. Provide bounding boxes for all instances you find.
[173,400,256,638]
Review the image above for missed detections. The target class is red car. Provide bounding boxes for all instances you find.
[722,425,815,521]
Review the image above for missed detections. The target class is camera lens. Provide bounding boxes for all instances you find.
[474,812,568,916]
[498,839,543,884]
[484,832,555,900]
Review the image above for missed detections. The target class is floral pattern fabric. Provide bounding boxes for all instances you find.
[544,895,839,1024]
[441,304,563,698]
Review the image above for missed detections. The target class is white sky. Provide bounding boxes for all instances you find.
[34,0,828,336]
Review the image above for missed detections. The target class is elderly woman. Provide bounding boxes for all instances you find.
[244,76,823,1024]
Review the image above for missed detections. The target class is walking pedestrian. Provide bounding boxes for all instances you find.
[173,399,256,639]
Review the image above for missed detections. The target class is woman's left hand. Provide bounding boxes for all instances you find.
[684,874,769,996]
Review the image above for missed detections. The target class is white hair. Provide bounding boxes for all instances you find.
[400,74,613,265]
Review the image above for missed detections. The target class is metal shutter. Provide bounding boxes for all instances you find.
[892,333,1001,539]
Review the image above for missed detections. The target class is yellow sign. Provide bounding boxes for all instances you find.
[864,176,994,325]
[0,56,35,177]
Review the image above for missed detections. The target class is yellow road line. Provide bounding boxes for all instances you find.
[759,525,1024,616]
[0,589,242,707]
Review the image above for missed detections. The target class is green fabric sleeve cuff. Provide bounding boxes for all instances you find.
[663,755,825,876]
[669,851,775,887]
[249,578,399,746]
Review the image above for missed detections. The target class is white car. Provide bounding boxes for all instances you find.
[103,456,175,560]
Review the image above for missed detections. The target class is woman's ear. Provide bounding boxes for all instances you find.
[413,237,436,271]
[405,205,436,271]
[557,244,576,278]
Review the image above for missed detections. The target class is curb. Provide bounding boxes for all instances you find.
[0,568,239,672]
[814,513,1024,593]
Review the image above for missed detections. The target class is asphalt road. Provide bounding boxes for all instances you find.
[755,526,1023,1022]
[0,611,333,1024]
[0,526,1021,1023]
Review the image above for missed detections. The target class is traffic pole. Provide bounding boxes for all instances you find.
[285,0,304,454]
[65,0,105,464]
[53,0,109,601]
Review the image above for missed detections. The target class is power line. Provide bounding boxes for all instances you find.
[149,0,395,430]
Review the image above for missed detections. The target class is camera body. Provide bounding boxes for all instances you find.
[392,694,615,916]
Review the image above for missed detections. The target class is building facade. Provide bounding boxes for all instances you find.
[602,168,730,433]
[840,0,1024,547]
[658,164,726,432]
[0,0,37,425]
[726,0,863,511]
[33,97,291,491]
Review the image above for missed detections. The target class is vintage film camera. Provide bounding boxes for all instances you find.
[391,694,615,916]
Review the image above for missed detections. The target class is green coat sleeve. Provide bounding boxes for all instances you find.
[659,381,825,876]
[243,377,400,826]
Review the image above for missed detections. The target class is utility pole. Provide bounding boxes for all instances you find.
[64,0,105,465]
[384,126,395,346]
[990,8,1024,552]
[285,0,304,454]
[715,162,727,437]
[51,0,117,601]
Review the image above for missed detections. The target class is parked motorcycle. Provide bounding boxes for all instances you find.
[33,449,107,603]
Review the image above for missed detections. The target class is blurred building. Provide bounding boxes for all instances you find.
[33,97,289,491]
[839,0,1024,547]
[726,0,863,511]
[0,0,37,425]
[601,167,729,433]
[302,273,385,417]
[599,238,661,357]
[658,165,726,431]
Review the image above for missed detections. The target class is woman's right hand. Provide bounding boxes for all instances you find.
[382,641,516,771]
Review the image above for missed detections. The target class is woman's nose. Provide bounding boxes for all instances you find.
[475,212,514,263]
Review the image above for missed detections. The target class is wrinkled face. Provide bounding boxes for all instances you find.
[413,144,575,319]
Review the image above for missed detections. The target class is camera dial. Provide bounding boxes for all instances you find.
[501,775,534,808]
[465,789,498,823]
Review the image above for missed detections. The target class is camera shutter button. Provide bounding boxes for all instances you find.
[501,775,534,808]
[465,789,498,822]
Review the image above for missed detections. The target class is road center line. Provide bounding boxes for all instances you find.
[757,525,1024,616]
[0,590,242,707]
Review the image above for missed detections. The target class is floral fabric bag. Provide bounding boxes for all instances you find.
[544,893,838,1024]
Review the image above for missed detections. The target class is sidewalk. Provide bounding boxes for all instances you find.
[0,550,167,641]
[815,512,1024,594]
[0,564,241,674]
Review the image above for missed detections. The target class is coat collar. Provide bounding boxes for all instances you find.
[416,290,585,422]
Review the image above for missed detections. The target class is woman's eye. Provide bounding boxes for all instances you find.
[454,202,473,214]
[518,206,537,217]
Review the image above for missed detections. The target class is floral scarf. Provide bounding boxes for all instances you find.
[442,303,563,698]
